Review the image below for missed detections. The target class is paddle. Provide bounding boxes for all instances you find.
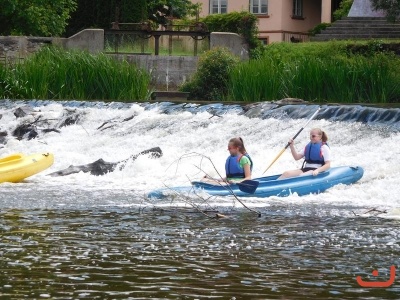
[236,180,259,194]
[262,106,321,175]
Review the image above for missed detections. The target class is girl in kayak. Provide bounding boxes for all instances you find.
[203,137,253,184]
[278,128,331,179]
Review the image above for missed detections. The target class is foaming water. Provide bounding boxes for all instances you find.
[1,100,399,299]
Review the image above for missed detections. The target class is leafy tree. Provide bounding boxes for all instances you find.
[66,0,142,36]
[147,0,200,25]
[0,0,77,36]
[65,0,198,36]
[371,0,400,22]
[65,0,115,36]
[333,0,353,21]
[131,0,148,23]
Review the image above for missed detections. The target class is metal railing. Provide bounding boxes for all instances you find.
[105,22,210,56]
[282,31,310,43]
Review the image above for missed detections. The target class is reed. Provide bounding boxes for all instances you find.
[2,47,151,101]
[228,43,400,103]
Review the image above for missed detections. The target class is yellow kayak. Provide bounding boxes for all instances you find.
[0,153,54,183]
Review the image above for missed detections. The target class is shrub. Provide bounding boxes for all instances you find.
[201,11,263,58]
[309,23,331,36]
[333,0,354,21]
[371,0,400,22]
[180,47,240,101]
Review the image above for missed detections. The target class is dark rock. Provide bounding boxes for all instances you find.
[56,109,82,128]
[47,147,163,176]
[12,124,38,140]
[0,130,7,146]
[14,106,36,118]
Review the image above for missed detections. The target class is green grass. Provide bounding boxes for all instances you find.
[227,41,400,103]
[1,47,151,101]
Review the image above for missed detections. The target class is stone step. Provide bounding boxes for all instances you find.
[312,16,400,41]
[311,33,400,41]
[331,23,400,28]
[322,28,400,33]
[341,17,388,21]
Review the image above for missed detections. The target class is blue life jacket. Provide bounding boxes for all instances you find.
[225,154,253,178]
[304,142,328,165]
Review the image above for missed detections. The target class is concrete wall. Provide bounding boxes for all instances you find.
[110,54,199,90]
[53,29,104,53]
[0,36,52,63]
[0,29,104,63]
[0,30,247,90]
[210,32,249,60]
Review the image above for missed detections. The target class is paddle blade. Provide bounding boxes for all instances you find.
[237,180,259,194]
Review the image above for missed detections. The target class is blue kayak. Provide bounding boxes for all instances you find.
[147,166,364,199]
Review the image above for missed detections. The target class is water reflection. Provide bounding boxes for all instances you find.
[1,206,399,299]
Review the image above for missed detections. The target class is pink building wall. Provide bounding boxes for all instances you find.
[193,0,332,43]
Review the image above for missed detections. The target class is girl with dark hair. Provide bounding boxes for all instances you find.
[203,137,253,184]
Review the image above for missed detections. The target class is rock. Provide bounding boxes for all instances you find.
[56,108,83,128]
[13,106,37,118]
[0,130,7,147]
[47,147,163,176]
[12,123,38,140]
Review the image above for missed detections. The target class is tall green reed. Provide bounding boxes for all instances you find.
[2,47,151,101]
[229,57,284,101]
[228,51,400,103]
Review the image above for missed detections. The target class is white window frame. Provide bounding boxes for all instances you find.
[250,0,268,15]
[210,0,227,14]
[293,0,303,17]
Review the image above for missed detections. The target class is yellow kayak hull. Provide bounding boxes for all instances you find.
[0,153,54,183]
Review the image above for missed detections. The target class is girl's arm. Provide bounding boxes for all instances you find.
[312,161,331,176]
[289,142,304,161]
[242,163,252,181]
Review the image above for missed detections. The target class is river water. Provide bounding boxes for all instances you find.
[0,100,399,299]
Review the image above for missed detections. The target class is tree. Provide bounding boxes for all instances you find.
[371,0,400,22]
[0,0,77,36]
[65,0,198,36]
[147,0,199,25]
[333,0,354,21]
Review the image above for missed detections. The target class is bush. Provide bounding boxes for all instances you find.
[333,0,354,21]
[201,11,263,58]
[371,0,400,22]
[180,47,240,101]
[309,23,331,36]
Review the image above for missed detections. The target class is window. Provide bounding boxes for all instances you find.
[293,0,303,17]
[210,0,227,14]
[250,0,268,14]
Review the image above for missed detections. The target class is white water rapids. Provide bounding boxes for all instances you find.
[0,101,399,216]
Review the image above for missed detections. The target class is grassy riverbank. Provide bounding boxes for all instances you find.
[0,47,150,101]
[1,41,399,103]
[228,41,400,103]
